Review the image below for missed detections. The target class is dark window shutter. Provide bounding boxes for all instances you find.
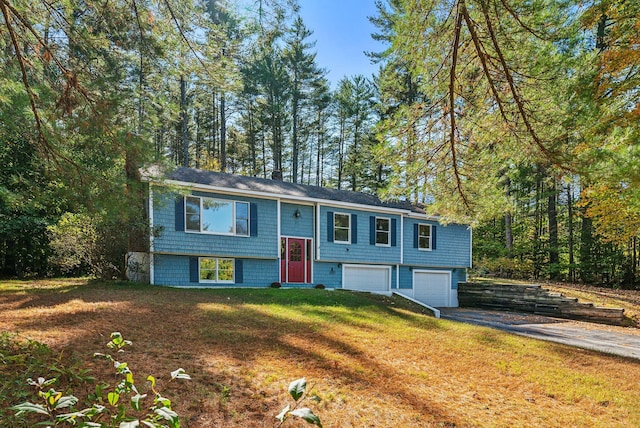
[250,203,258,236]
[432,225,437,250]
[351,214,357,244]
[175,197,185,232]
[413,224,419,248]
[369,216,376,245]
[327,211,334,242]
[391,218,397,247]
[235,259,243,283]
[189,257,199,283]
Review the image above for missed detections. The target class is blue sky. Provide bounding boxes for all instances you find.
[298,1,383,88]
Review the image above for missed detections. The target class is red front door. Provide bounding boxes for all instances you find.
[287,238,305,283]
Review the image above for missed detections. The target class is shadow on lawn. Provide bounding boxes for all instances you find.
[13,282,638,425]
[1,281,465,425]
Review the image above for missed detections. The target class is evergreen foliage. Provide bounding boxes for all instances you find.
[0,0,637,285]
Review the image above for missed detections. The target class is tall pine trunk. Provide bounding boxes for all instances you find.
[180,75,188,167]
[548,178,559,280]
[567,182,575,282]
[505,177,513,258]
[220,91,227,172]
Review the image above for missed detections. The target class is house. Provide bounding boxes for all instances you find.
[135,166,472,308]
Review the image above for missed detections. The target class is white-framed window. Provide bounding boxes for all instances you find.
[418,223,432,250]
[199,257,234,283]
[375,217,390,246]
[186,196,249,236]
[334,212,350,243]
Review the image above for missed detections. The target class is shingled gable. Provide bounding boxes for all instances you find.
[144,165,427,215]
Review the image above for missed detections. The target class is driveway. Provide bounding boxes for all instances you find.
[440,308,640,360]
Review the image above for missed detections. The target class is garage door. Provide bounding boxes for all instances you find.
[343,265,391,293]
[413,271,451,307]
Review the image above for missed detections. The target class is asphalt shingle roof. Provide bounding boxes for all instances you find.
[145,166,425,214]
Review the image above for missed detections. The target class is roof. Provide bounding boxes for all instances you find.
[143,165,427,215]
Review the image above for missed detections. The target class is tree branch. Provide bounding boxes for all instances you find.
[479,0,570,170]
[448,0,471,210]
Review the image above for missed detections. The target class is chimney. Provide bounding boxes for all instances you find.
[271,170,283,181]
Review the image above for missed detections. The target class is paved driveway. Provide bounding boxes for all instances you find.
[440,308,640,360]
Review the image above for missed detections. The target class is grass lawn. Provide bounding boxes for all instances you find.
[1,279,640,427]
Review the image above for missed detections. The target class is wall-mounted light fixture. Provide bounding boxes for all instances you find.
[294,209,301,218]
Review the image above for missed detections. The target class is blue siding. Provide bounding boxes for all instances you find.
[402,218,471,267]
[312,261,398,289]
[318,206,401,264]
[153,189,278,258]
[281,203,314,238]
[154,254,278,287]
[397,266,467,290]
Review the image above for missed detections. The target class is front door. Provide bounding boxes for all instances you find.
[287,238,306,283]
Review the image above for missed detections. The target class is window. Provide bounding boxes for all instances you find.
[334,213,350,243]
[375,217,390,246]
[418,224,432,250]
[185,196,201,231]
[235,202,249,236]
[289,241,302,261]
[199,258,234,283]
[185,196,249,236]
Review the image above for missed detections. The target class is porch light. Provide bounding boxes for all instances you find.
[294,209,301,218]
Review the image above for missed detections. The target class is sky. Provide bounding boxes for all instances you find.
[297,1,383,88]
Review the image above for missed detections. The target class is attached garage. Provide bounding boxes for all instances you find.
[413,270,452,307]
[342,264,391,293]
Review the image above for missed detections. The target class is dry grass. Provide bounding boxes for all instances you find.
[1,279,640,427]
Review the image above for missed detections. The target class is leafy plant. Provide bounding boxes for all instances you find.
[276,378,322,427]
[11,332,190,427]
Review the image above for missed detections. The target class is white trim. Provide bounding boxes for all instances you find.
[198,257,235,284]
[400,216,404,264]
[342,264,392,293]
[412,269,452,307]
[281,236,313,284]
[185,195,249,237]
[315,203,321,260]
[417,223,433,251]
[149,185,154,252]
[392,291,440,318]
[149,186,155,285]
[406,212,440,221]
[149,253,155,285]
[277,200,281,282]
[374,216,391,247]
[469,226,473,269]
[333,212,351,244]
[155,178,415,215]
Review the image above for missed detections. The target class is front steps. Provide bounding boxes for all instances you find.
[458,282,625,325]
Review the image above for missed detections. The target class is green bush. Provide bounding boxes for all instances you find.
[472,257,535,280]
[11,332,190,427]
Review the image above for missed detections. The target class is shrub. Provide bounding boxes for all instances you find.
[270,282,282,288]
[48,212,128,279]
[473,257,534,280]
[314,284,325,290]
[276,378,322,427]
[11,332,190,427]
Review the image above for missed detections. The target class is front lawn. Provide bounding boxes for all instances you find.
[1,279,639,427]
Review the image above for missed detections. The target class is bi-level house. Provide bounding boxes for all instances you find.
[137,166,472,308]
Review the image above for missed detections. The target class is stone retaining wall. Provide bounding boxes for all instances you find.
[458,282,625,325]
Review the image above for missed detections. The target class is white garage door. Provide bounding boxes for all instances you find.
[413,271,451,307]
[343,265,391,293]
